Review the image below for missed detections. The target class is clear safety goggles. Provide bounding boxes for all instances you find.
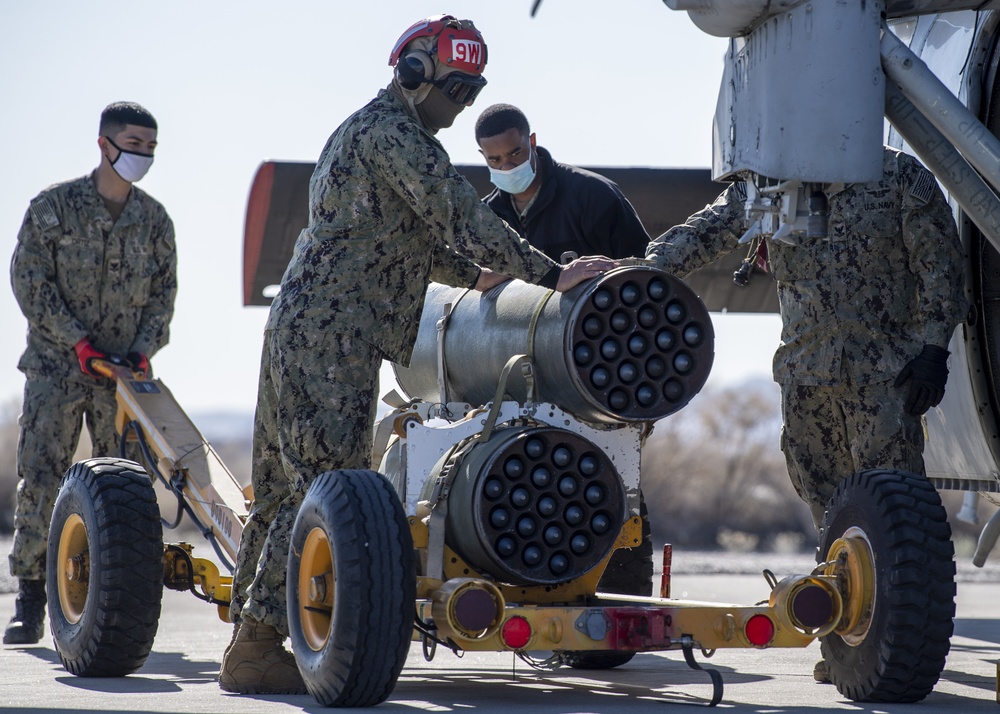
[433,71,487,105]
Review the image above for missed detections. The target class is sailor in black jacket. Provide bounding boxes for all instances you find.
[475,103,649,262]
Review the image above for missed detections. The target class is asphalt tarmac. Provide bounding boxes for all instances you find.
[2,549,999,713]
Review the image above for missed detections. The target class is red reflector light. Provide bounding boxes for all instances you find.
[745,614,775,646]
[501,616,532,649]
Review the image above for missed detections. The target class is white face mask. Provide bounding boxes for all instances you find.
[489,149,536,194]
[106,137,154,183]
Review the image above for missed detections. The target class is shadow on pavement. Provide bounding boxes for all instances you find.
[955,618,1000,646]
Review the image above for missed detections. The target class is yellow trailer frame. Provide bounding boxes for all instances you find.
[100,362,248,620]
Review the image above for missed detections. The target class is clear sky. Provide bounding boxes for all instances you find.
[0,0,782,417]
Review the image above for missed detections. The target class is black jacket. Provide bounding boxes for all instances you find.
[481,146,649,261]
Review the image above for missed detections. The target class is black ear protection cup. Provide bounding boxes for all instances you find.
[396,50,435,90]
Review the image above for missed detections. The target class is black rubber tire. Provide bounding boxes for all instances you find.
[818,469,955,702]
[46,458,164,676]
[288,469,416,707]
[559,490,653,669]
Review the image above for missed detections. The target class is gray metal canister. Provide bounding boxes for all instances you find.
[393,266,714,424]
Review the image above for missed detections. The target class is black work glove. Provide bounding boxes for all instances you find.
[893,345,950,416]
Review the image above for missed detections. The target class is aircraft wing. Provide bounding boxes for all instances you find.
[242,161,779,314]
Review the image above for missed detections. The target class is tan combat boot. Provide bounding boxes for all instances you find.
[813,659,832,684]
[219,617,307,695]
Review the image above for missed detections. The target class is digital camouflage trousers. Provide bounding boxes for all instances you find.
[229,329,380,635]
[780,378,924,529]
[9,374,118,580]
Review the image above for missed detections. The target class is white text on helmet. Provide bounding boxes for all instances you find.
[451,39,483,66]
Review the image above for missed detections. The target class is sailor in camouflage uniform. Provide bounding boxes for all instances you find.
[6,102,176,645]
[646,147,967,529]
[219,15,614,695]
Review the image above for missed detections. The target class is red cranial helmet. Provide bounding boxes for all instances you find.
[389,14,488,105]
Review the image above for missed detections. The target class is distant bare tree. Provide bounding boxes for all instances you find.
[0,398,253,538]
[4,377,978,554]
[641,380,814,550]
[0,398,20,533]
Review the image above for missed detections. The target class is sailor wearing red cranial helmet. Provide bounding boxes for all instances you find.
[388,14,488,132]
[220,12,600,694]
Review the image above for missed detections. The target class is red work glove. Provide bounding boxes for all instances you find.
[74,338,117,377]
[127,351,150,377]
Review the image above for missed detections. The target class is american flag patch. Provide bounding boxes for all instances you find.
[909,169,936,204]
[29,198,59,230]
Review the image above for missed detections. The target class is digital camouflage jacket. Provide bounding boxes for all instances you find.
[11,173,177,381]
[646,148,968,386]
[266,88,558,366]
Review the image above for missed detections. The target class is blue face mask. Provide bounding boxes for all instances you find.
[489,149,536,194]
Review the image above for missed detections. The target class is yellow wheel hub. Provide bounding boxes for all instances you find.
[57,513,90,625]
[299,527,334,652]
[824,526,876,645]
